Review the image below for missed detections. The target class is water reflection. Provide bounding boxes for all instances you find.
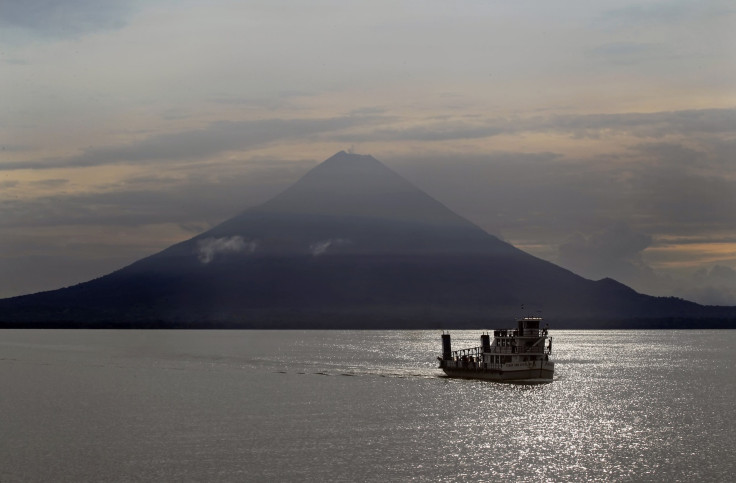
[1,329,733,481]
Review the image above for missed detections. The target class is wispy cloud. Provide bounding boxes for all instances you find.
[586,42,676,65]
[0,144,32,152]
[0,0,133,39]
[337,122,508,142]
[3,108,733,172]
[310,238,350,256]
[539,108,736,139]
[197,236,257,264]
[337,108,736,143]
[0,159,315,229]
[0,115,384,171]
[29,178,69,188]
[600,1,734,28]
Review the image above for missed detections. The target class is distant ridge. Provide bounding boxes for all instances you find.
[1,151,735,328]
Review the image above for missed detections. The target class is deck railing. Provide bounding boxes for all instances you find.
[449,346,484,360]
[447,336,552,360]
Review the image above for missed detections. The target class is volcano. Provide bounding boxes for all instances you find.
[2,151,734,328]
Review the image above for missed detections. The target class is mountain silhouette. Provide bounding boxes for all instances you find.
[2,151,735,328]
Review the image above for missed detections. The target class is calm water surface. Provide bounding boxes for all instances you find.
[1,330,734,481]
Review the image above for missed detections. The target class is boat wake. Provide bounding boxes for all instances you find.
[273,369,438,379]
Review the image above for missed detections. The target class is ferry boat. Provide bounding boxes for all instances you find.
[438,317,554,383]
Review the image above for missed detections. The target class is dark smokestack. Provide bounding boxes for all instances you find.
[481,333,491,352]
[442,333,452,360]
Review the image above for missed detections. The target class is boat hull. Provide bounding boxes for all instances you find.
[440,361,554,384]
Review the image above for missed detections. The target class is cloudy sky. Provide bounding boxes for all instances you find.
[2,0,735,305]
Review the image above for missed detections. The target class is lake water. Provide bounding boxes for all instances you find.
[1,330,734,482]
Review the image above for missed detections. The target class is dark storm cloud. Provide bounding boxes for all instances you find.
[430,155,629,236]
[628,169,736,231]
[558,223,655,283]
[392,142,736,240]
[0,0,132,39]
[686,266,736,305]
[623,140,736,231]
[0,115,382,171]
[557,223,736,305]
[391,151,612,238]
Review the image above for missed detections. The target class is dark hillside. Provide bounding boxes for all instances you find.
[2,152,735,328]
